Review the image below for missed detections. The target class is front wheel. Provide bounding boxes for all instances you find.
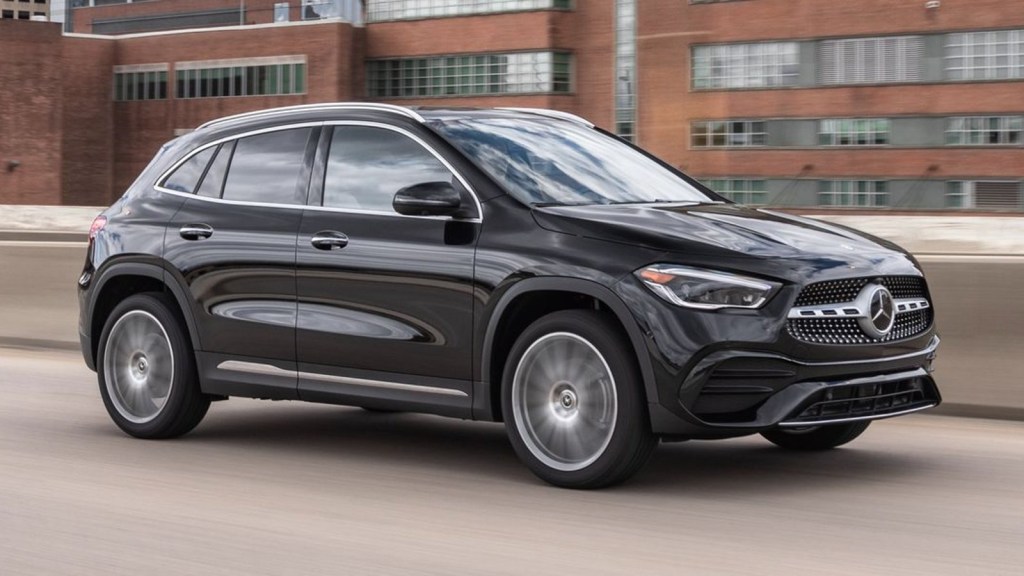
[760,421,871,450]
[97,293,210,439]
[502,310,657,489]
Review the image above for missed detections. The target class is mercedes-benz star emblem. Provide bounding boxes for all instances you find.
[858,284,896,339]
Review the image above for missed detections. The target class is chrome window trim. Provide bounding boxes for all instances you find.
[154,120,483,222]
[198,103,425,130]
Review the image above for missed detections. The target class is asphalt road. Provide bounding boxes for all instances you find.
[1,347,1021,575]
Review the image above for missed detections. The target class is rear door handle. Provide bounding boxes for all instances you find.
[179,224,214,240]
[311,230,349,250]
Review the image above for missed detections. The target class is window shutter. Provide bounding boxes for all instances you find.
[973,182,1022,210]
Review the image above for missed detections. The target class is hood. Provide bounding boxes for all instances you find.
[532,202,923,278]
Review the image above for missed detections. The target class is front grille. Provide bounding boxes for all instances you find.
[784,375,935,424]
[788,276,932,344]
[788,309,931,345]
[793,275,927,307]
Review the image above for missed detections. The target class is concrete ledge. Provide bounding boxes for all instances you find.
[0,338,81,352]
[2,205,1021,254]
[0,205,104,233]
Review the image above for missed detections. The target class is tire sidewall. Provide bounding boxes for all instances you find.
[502,310,650,487]
[96,293,195,438]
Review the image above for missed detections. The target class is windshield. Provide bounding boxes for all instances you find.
[429,118,716,206]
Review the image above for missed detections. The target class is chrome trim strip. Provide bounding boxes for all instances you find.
[778,403,937,427]
[199,103,425,129]
[217,360,295,377]
[496,107,595,128]
[298,371,469,397]
[217,360,469,397]
[788,297,931,319]
[785,335,939,367]
[153,121,483,223]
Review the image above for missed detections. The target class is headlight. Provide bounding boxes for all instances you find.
[635,265,779,310]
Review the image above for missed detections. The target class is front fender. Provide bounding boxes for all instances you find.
[474,276,659,421]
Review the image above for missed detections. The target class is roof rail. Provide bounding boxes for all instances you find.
[198,103,425,130]
[495,107,595,128]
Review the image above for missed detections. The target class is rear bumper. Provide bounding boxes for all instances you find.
[649,336,941,436]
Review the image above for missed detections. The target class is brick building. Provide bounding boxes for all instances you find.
[0,0,50,21]
[1,0,1022,209]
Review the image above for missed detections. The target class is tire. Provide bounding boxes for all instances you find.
[501,310,657,489]
[760,421,870,451]
[96,292,210,439]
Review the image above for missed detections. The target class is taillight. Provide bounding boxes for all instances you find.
[88,216,107,241]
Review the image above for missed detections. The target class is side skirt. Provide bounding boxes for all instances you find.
[197,352,473,418]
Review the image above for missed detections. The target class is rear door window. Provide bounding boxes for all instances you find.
[222,128,315,205]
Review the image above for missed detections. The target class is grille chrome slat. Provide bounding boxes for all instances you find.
[788,276,933,345]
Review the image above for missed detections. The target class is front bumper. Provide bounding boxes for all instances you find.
[648,335,941,436]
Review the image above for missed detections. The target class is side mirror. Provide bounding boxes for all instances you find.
[393,181,462,217]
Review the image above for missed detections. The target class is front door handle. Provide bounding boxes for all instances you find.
[311,231,349,250]
[179,224,214,240]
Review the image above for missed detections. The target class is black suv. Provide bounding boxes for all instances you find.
[79,104,941,488]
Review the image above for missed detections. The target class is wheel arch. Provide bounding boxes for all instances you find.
[86,261,201,368]
[475,277,658,422]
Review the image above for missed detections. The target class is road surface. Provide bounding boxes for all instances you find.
[0,346,1021,575]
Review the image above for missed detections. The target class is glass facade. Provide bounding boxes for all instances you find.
[367,0,571,22]
[818,180,889,207]
[946,30,1024,81]
[367,52,572,98]
[946,116,1023,145]
[691,120,766,148]
[614,0,636,141]
[175,59,306,99]
[692,42,800,89]
[819,119,891,146]
[113,67,168,101]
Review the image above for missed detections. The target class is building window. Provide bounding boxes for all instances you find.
[692,42,799,89]
[691,120,766,148]
[302,0,363,23]
[819,36,923,85]
[366,0,571,22]
[614,0,636,141]
[946,116,1023,145]
[366,52,572,98]
[946,181,1022,209]
[113,66,169,101]
[818,180,889,207]
[819,119,891,146]
[175,57,307,99]
[702,179,768,205]
[946,30,1024,81]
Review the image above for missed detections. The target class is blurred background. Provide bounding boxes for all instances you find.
[0,1,1021,574]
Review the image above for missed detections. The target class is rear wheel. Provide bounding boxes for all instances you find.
[502,310,657,489]
[97,293,210,439]
[760,421,870,450]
